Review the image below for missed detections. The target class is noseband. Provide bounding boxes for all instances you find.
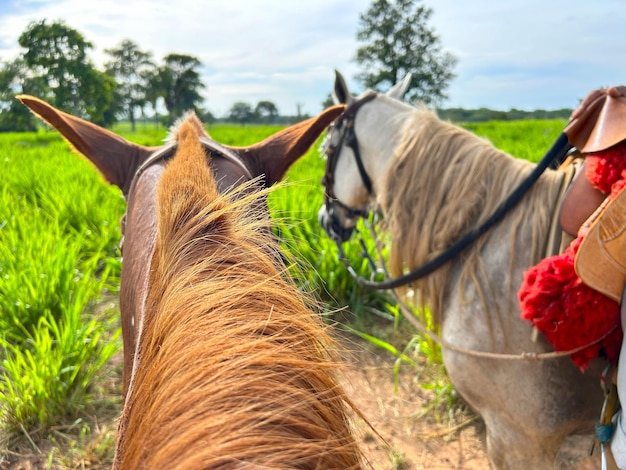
[321,91,377,220]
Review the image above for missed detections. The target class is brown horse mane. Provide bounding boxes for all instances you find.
[379,107,565,325]
[114,114,365,469]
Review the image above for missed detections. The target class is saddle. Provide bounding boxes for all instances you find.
[519,87,626,370]
[564,86,626,153]
[564,87,626,302]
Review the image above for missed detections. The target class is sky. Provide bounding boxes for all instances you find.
[0,0,624,118]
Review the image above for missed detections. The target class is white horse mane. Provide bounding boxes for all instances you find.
[378,108,565,324]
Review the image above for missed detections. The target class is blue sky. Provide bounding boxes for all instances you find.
[0,0,624,117]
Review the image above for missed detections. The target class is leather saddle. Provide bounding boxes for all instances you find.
[569,87,626,302]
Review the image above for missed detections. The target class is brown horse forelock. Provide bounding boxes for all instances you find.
[113,118,365,469]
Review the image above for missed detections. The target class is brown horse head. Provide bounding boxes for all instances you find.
[18,95,344,398]
[100,112,364,468]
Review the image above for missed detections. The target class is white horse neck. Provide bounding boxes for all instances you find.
[353,95,414,194]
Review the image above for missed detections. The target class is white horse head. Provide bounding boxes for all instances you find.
[318,70,413,241]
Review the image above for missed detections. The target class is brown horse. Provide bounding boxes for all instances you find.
[19,97,365,468]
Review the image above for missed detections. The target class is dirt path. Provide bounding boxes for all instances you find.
[336,332,602,470]
[336,333,489,469]
[2,329,602,469]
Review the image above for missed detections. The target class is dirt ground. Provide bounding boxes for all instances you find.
[337,329,610,470]
[337,333,490,470]
[1,328,603,470]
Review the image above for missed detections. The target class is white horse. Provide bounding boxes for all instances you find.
[318,71,607,469]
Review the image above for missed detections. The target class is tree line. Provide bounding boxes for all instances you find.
[1,0,460,132]
[0,19,291,132]
[436,107,572,122]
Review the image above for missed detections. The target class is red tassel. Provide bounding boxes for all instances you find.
[519,142,626,370]
[518,237,622,370]
[585,144,626,193]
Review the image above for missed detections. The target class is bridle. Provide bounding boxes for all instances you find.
[135,136,253,182]
[321,91,377,241]
[320,92,574,290]
[120,136,254,251]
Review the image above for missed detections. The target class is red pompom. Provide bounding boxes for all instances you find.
[519,141,626,369]
[611,178,626,198]
[518,237,622,370]
[585,144,626,193]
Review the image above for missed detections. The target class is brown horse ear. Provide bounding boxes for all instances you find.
[239,104,345,186]
[17,95,156,195]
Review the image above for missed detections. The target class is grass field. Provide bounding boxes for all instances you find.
[0,117,568,467]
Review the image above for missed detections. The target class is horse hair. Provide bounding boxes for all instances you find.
[379,107,564,325]
[113,115,364,469]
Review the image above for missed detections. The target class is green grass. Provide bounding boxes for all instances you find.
[0,117,570,465]
[462,118,567,162]
[0,131,124,454]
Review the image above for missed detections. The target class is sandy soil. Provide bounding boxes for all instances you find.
[336,332,602,470]
[337,333,490,469]
[1,330,603,470]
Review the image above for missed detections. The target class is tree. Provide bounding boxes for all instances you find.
[141,68,164,128]
[0,59,46,131]
[79,68,120,127]
[321,93,334,109]
[19,19,90,113]
[255,100,278,123]
[159,53,205,123]
[228,102,253,125]
[202,109,216,125]
[355,0,457,105]
[18,19,118,124]
[104,39,154,131]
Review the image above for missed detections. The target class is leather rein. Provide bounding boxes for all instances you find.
[322,92,574,290]
[320,99,618,362]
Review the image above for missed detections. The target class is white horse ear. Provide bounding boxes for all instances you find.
[332,70,353,105]
[386,73,412,100]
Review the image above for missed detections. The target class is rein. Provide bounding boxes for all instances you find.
[360,214,620,361]
[397,287,619,360]
[324,106,616,361]
[328,110,573,289]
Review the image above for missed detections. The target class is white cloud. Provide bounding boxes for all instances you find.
[430,0,626,109]
[0,0,624,115]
